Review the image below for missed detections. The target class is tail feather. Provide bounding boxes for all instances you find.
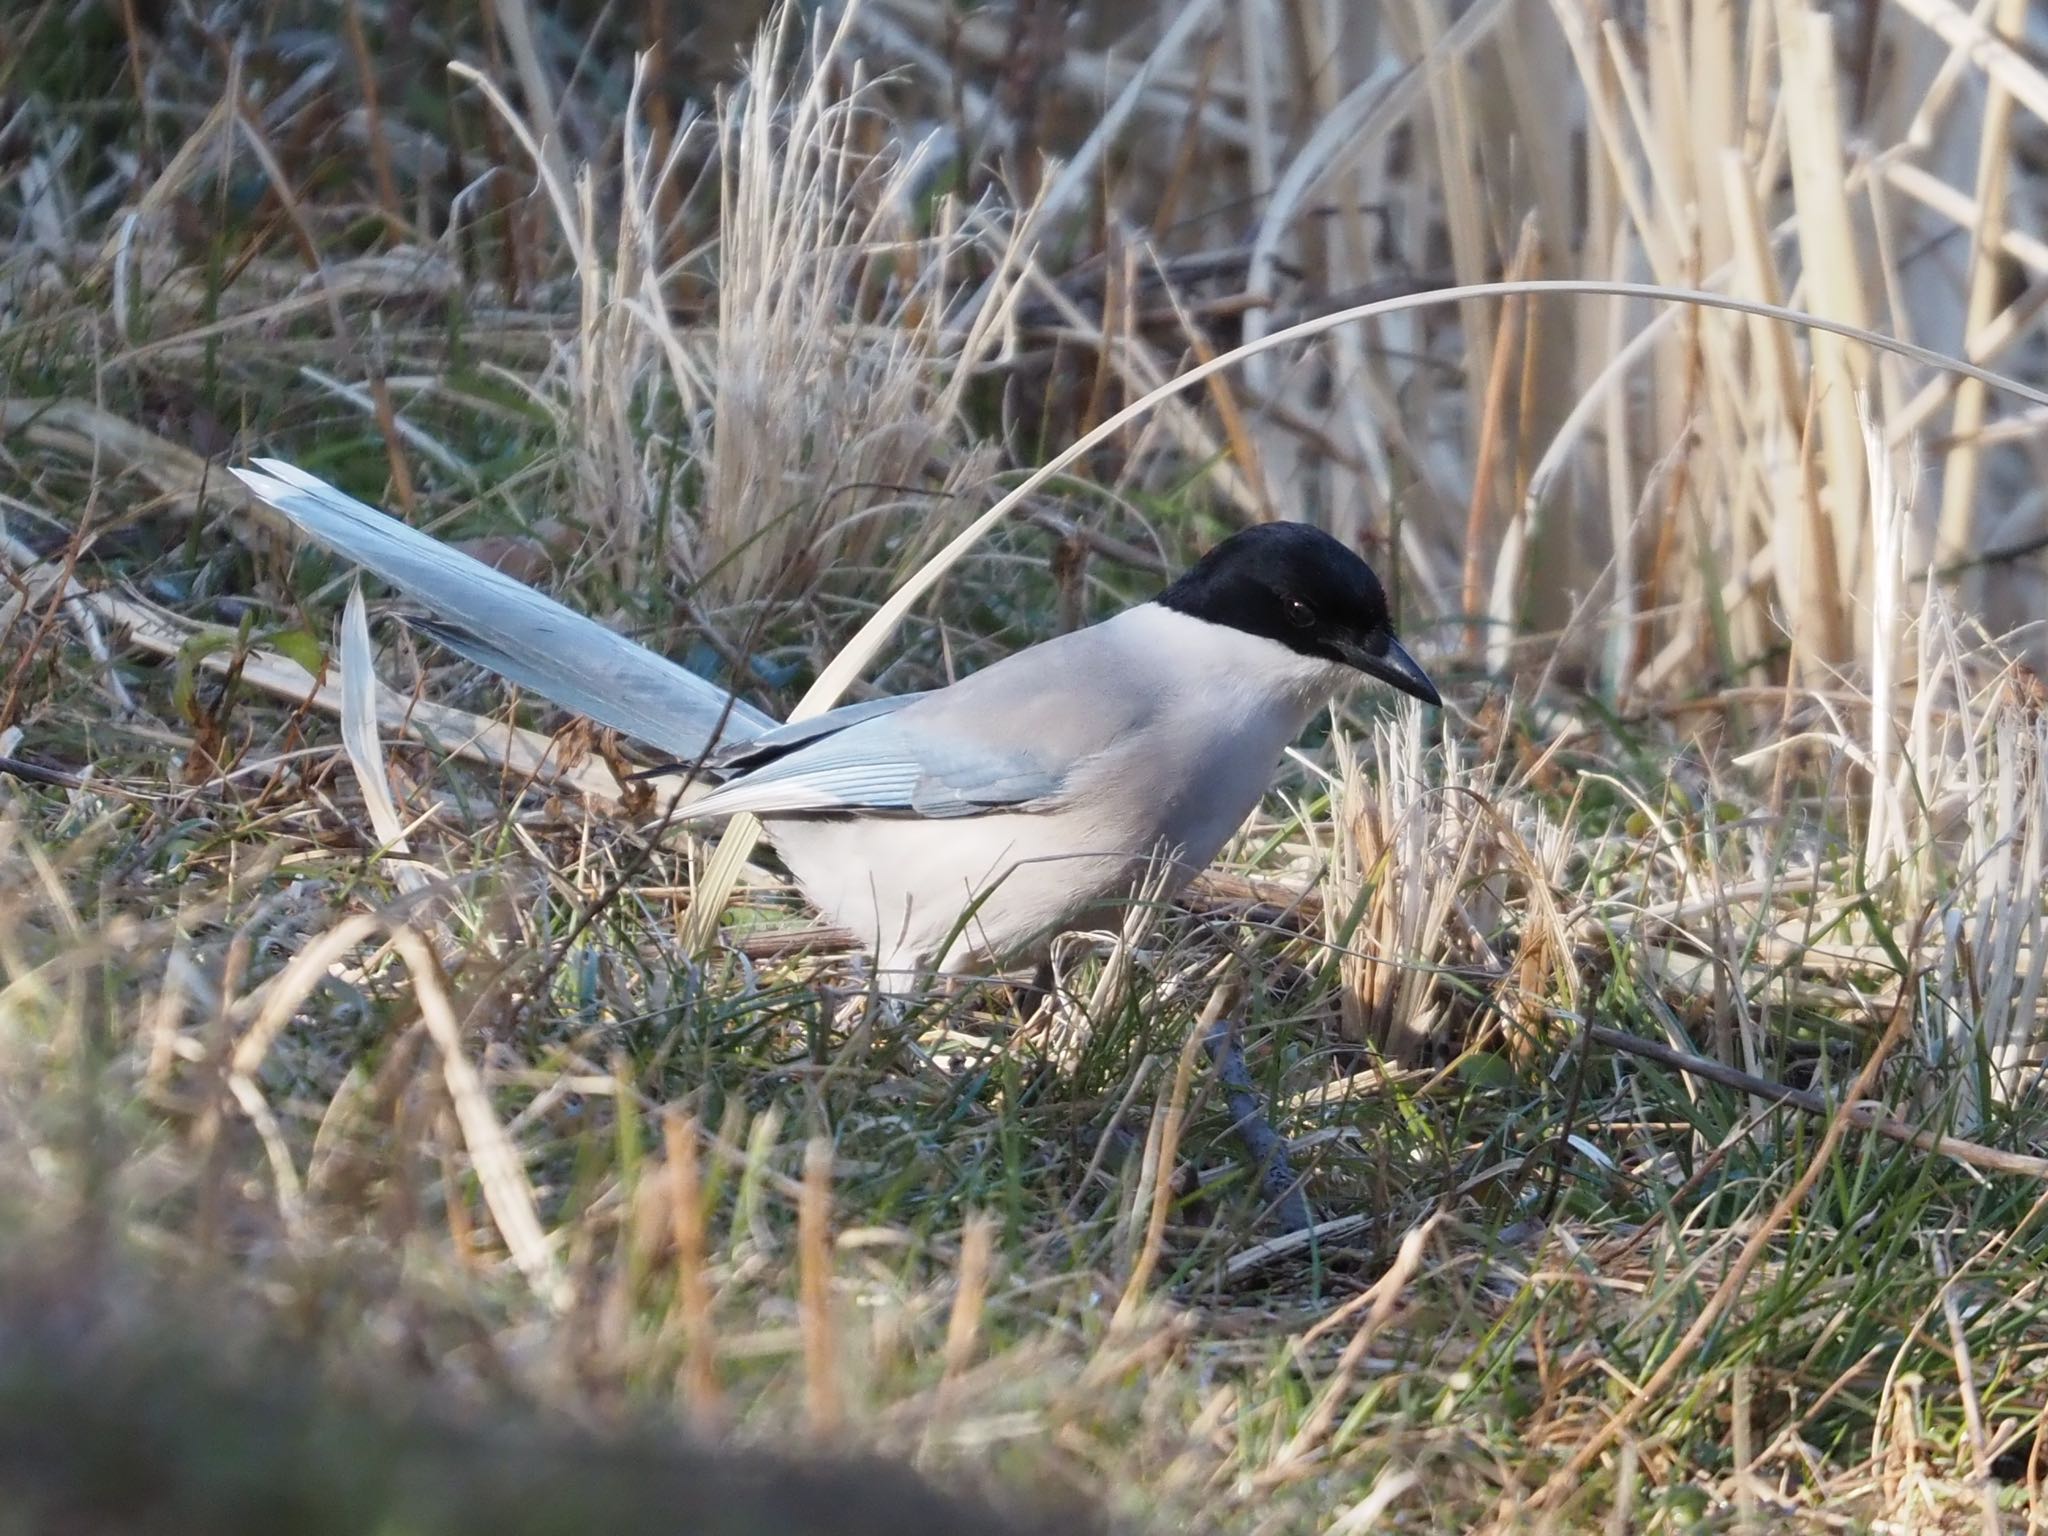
[232,459,773,761]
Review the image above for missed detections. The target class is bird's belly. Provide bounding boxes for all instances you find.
[763,812,1173,979]
[762,720,1290,980]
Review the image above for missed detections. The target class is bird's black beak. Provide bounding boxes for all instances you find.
[1342,632,1441,707]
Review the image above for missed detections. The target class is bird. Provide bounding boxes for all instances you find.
[231,459,1440,982]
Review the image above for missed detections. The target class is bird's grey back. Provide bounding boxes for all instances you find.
[676,618,1165,823]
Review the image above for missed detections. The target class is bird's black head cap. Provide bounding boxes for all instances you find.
[1156,522,1440,706]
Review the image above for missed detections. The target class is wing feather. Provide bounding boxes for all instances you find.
[706,692,931,773]
[682,609,1159,823]
[680,714,1070,822]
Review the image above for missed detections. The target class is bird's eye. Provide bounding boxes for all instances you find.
[1285,598,1316,629]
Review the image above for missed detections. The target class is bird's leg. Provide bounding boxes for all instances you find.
[828,958,954,1081]
[1202,1013,1314,1232]
[1000,956,1057,1021]
[827,957,887,1062]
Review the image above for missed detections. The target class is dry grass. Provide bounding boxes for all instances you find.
[5,0,2048,1531]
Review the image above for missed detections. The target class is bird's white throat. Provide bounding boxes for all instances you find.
[1116,602,1353,715]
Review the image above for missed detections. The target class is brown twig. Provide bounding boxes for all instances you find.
[1462,219,1536,655]
[1108,984,1220,1331]
[663,1112,720,1424]
[0,754,92,792]
[342,0,405,230]
[1587,1023,2048,1181]
[799,1137,840,1434]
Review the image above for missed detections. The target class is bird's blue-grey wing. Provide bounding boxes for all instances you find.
[682,618,1158,821]
[679,714,1072,821]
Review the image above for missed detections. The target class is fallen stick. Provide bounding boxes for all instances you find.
[1588,1023,2048,1181]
